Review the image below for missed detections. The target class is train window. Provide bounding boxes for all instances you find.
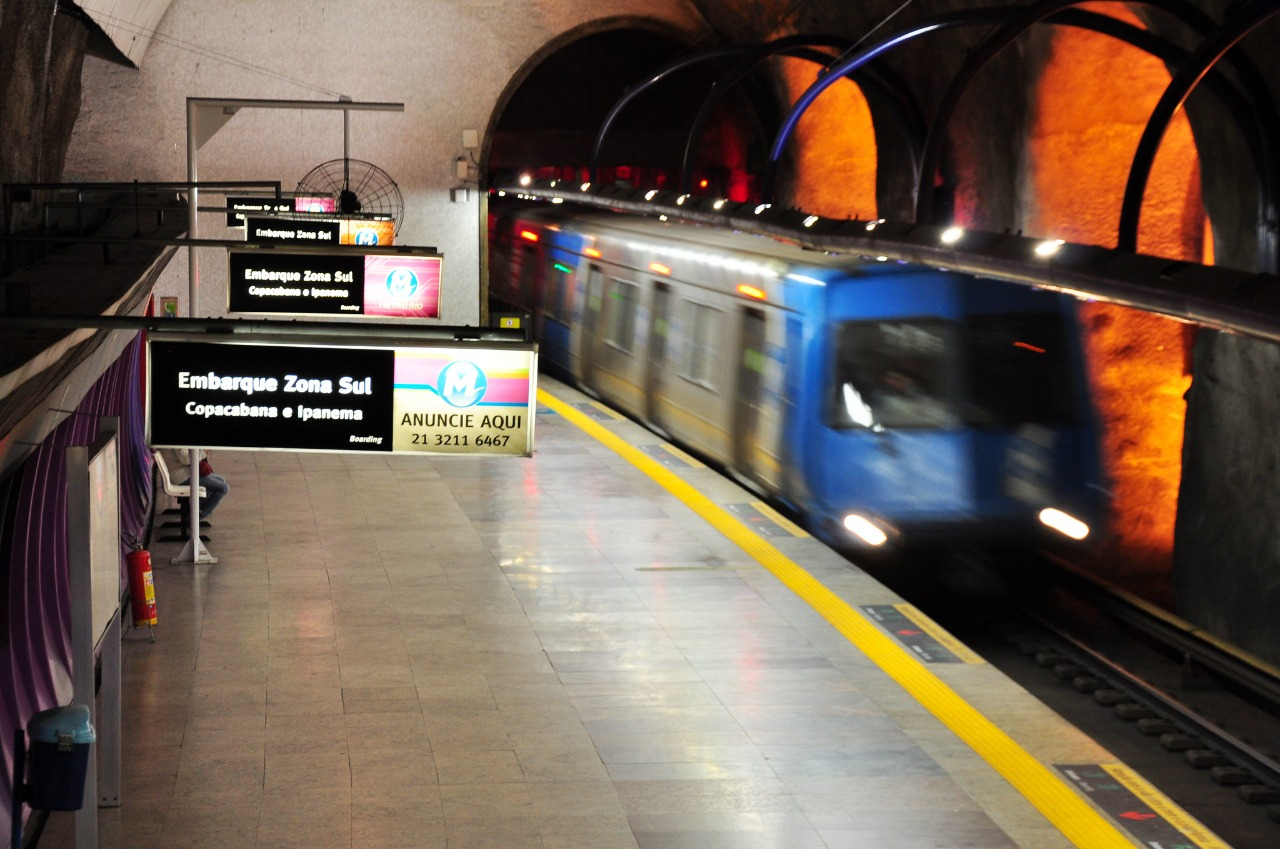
[964,315,1076,426]
[604,277,639,352]
[831,320,957,429]
[685,302,723,387]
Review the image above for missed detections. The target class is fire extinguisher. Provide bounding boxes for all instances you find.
[126,544,158,640]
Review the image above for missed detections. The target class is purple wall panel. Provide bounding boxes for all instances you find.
[1,333,153,845]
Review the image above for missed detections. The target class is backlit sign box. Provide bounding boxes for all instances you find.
[244,215,395,247]
[226,195,294,226]
[227,247,442,318]
[226,195,334,226]
[147,335,537,456]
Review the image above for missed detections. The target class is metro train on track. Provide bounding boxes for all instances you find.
[488,197,1107,554]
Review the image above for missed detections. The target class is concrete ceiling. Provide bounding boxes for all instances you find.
[76,0,175,66]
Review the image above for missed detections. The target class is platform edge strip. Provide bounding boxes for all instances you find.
[539,387,1138,849]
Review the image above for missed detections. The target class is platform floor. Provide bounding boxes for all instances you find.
[37,378,1222,849]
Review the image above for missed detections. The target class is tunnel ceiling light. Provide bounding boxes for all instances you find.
[865,218,886,232]
[1035,238,1065,257]
[803,215,820,228]
[645,190,658,201]
[941,226,964,244]
[676,194,689,205]
[580,182,591,191]
[754,203,771,215]
[519,174,532,187]
[713,199,727,210]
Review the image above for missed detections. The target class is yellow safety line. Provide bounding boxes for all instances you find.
[1100,765,1230,849]
[540,387,1137,849]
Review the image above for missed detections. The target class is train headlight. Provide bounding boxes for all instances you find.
[1039,507,1089,540]
[842,514,889,547]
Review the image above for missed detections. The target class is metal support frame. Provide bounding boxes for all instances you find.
[180,96,404,564]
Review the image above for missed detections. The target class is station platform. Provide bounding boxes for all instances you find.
[41,376,1227,849]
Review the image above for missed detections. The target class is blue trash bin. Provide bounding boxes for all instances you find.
[26,705,95,811]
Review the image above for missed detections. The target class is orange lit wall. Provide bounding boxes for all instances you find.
[777,56,878,216]
[1029,4,1201,597]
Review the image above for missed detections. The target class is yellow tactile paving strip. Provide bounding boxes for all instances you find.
[540,386,1140,849]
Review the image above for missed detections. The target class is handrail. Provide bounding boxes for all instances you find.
[1,180,282,274]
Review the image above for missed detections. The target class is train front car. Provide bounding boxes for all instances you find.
[796,263,1107,556]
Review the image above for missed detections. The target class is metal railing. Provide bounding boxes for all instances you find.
[1,180,283,275]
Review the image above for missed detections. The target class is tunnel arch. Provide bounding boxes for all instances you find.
[483,18,778,199]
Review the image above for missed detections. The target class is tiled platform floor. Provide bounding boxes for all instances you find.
[39,379,1112,849]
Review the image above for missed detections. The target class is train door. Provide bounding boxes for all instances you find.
[578,264,606,388]
[645,281,672,427]
[518,244,539,314]
[732,306,767,472]
[529,246,550,338]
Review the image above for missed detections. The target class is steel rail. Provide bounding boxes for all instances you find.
[1025,607,1280,789]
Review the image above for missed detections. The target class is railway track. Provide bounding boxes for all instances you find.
[866,550,1280,849]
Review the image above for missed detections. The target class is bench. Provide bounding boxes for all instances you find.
[152,449,205,500]
[152,450,210,540]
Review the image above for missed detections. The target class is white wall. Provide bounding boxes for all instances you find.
[64,0,703,324]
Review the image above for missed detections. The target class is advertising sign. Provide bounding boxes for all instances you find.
[340,218,396,246]
[227,247,441,318]
[147,336,536,456]
[295,196,336,214]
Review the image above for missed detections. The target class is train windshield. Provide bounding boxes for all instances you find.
[830,314,1077,430]
[964,314,1078,426]
[831,320,958,429]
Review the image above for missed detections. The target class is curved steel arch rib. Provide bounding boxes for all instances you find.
[677,38,928,197]
[1118,4,1280,272]
[759,2,1273,254]
[910,0,1277,255]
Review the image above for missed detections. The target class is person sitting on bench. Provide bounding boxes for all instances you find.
[160,448,229,520]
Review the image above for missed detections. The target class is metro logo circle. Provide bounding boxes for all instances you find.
[386,267,419,298]
[438,361,486,408]
[355,229,379,245]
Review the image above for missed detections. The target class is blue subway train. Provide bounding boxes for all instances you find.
[488,198,1107,554]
